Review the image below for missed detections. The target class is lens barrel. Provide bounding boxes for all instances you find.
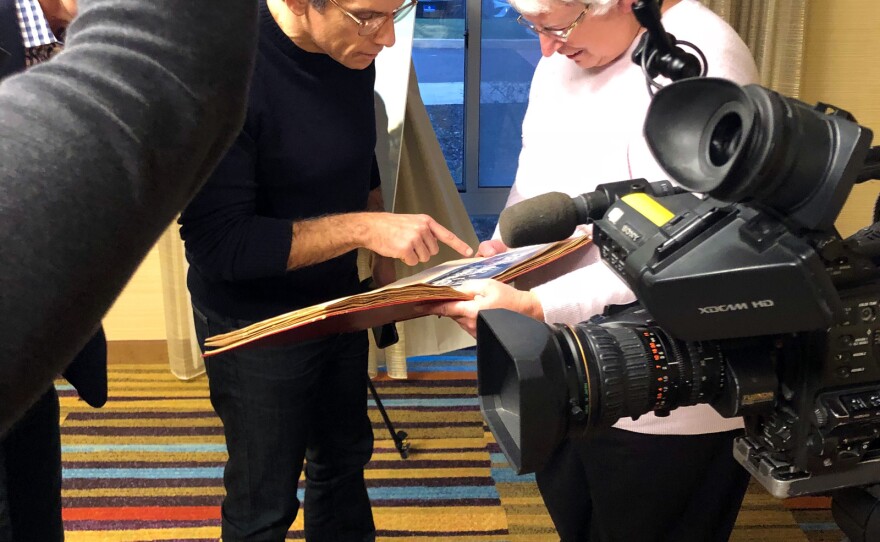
[477,309,733,474]
[559,322,725,428]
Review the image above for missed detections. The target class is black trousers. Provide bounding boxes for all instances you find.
[194,304,375,542]
[0,388,64,542]
[535,428,750,542]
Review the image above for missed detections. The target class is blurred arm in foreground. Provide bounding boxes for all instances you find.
[0,0,258,434]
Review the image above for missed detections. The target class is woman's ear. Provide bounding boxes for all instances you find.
[618,0,638,15]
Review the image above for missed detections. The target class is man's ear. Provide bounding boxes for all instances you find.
[287,0,310,16]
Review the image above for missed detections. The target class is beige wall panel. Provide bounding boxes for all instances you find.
[102,245,166,341]
[801,1,880,237]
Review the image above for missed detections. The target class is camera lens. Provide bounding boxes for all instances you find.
[476,308,729,474]
[477,308,780,474]
[708,111,744,167]
[560,322,725,427]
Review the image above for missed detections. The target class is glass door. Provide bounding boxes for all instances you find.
[412,0,466,185]
[477,0,539,188]
[412,0,540,216]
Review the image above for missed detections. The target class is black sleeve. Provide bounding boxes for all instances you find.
[371,153,381,190]
[0,0,258,434]
[179,106,294,282]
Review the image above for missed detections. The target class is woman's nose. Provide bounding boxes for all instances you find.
[538,34,563,57]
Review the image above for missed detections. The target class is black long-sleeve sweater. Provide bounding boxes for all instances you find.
[180,0,381,322]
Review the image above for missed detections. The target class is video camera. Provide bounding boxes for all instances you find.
[475,72,880,502]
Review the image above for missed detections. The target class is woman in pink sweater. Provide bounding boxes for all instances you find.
[429,0,760,540]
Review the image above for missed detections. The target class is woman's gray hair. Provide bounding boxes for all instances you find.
[508,0,618,17]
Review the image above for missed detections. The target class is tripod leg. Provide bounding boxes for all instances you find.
[368,378,409,459]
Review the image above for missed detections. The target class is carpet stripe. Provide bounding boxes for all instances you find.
[64,460,493,480]
[72,397,482,406]
[65,467,224,479]
[61,527,219,541]
[63,444,226,452]
[62,451,488,463]
[62,420,483,436]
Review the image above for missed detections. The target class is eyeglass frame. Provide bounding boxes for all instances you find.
[516,3,590,42]
[326,0,419,36]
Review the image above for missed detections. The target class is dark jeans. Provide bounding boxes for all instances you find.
[194,305,375,542]
[0,388,64,542]
[535,428,750,542]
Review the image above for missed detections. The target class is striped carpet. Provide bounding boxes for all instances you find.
[56,349,845,541]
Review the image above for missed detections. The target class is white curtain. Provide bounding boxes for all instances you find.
[366,63,479,379]
[699,0,807,96]
[157,224,203,380]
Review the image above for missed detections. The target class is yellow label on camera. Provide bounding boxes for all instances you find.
[621,193,675,227]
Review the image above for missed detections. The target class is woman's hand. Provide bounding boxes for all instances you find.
[476,239,508,257]
[419,279,544,337]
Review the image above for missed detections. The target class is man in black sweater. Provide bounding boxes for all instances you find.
[179,0,473,539]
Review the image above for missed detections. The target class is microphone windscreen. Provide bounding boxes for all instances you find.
[499,192,580,248]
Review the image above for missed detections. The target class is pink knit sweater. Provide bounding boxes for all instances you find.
[499,0,759,434]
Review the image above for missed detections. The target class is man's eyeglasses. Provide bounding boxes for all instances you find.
[516,4,589,42]
[327,0,419,36]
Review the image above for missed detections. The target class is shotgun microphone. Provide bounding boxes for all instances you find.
[499,180,683,248]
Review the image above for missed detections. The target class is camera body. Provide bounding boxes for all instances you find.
[591,186,880,497]
[475,77,880,498]
[595,190,837,342]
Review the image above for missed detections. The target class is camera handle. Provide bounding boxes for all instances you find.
[631,0,707,95]
[858,145,880,185]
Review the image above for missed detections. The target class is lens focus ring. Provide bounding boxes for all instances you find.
[606,328,654,419]
[579,325,626,426]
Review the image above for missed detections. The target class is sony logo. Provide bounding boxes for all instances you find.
[698,299,775,314]
[620,224,641,242]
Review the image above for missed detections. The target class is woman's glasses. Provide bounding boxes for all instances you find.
[516,4,589,42]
